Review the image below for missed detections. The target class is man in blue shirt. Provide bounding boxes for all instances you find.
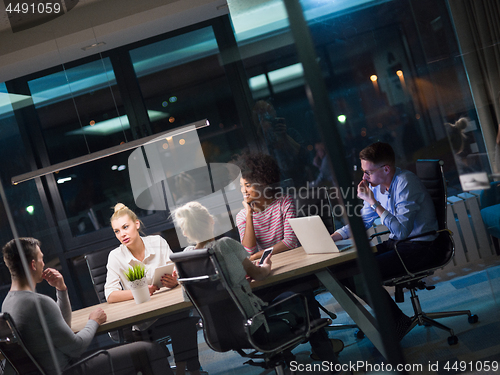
[331,142,438,339]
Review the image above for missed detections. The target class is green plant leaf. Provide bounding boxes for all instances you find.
[123,264,146,281]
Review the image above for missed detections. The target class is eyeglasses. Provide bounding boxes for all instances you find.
[362,165,386,176]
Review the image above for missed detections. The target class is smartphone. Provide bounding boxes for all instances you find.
[259,247,273,265]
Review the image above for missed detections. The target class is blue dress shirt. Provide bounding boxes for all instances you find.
[337,168,438,241]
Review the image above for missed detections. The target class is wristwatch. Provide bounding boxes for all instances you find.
[371,201,381,211]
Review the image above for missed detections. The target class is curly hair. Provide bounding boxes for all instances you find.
[233,152,280,187]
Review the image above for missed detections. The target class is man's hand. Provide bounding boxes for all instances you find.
[357,179,375,205]
[331,232,343,241]
[42,268,67,291]
[160,273,178,289]
[89,308,107,325]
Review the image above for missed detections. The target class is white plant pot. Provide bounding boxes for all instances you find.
[129,277,150,304]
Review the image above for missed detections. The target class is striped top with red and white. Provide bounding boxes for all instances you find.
[236,195,299,255]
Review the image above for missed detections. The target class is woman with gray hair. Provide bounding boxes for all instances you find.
[173,201,341,369]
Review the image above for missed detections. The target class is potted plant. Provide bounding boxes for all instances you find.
[124,264,150,304]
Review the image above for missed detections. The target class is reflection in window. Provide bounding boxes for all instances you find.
[0,83,57,275]
[27,58,126,165]
[26,58,133,237]
[230,0,490,193]
[129,26,248,164]
[57,152,154,237]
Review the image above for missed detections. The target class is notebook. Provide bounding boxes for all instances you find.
[288,216,353,254]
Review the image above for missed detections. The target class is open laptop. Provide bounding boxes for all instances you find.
[288,215,353,254]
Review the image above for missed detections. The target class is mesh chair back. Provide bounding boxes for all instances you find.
[0,313,46,375]
[170,249,251,352]
[85,247,114,303]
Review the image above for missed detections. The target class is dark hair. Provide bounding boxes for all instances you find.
[233,153,280,187]
[2,237,40,279]
[359,142,395,166]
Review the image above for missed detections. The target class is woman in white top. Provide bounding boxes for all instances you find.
[105,203,201,375]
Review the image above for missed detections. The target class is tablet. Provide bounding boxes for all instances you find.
[152,262,175,288]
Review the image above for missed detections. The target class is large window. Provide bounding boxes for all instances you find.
[130,26,249,165]
[27,58,126,164]
[229,0,491,193]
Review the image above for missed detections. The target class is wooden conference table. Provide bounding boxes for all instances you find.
[72,246,386,358]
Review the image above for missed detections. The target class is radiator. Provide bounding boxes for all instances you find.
[446,193,495,267]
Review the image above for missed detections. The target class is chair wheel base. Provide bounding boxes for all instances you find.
[448,335,458,345]
[354,330,365,339]
[468,315,478,324]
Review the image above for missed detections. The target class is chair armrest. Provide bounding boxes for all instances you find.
[177,274,219,284]
[370,229,442,242]
[391,229,449,278]
[63,350,114,375]
[245,293,311,353]
[369,230,390,240]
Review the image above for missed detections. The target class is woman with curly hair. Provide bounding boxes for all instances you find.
[234,153,299,261]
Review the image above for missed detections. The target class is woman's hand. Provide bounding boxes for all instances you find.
[259,254,272,277]
[148,284,159,295]
[249,250,262,262]
[242,199,256,214]
[161,273,179,289]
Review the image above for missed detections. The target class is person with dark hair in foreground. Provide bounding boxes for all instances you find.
[331,142,439,339]
[1,237,173,375]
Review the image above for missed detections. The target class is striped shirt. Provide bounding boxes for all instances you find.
[236,195,299,254]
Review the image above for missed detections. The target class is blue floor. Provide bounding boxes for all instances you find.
[190,256,500,375]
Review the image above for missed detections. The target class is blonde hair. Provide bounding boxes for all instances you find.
[110,203,144,230]
[172,202,214,245]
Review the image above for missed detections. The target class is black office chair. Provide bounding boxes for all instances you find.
[170,248,331,374]
[85,247,113,305]
[85,248,173,351]
[85,248,127,344]
[371,159,478,345]
[0,312,115,375]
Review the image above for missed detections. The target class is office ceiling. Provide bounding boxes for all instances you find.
[0,0,228,83]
